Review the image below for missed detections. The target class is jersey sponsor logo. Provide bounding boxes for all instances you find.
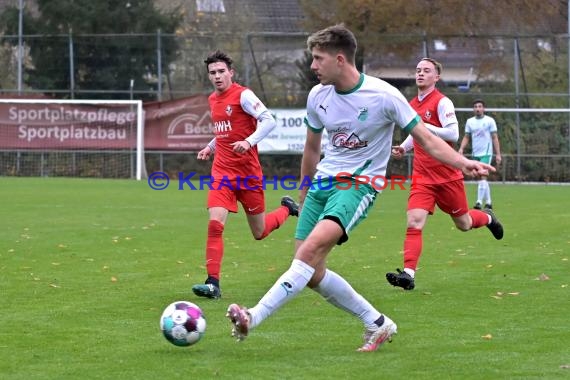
[332,132,368,149]
[424,110,432,120]
[319,104,328,114]
[214,120,232,133]
[357,107,368,121]
[225,105,232,116]
[253,102,262,111]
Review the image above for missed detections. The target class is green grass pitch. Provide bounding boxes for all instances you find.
[0,178,568,379]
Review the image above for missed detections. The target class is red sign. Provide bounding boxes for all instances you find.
[0,95,215,151]
[143,95,214,151]
[0,102,137,149]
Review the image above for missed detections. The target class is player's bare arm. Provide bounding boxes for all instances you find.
[411,122,495,178]
[299,128,322,205]
[492,133,502,165]
[458,133,470,155]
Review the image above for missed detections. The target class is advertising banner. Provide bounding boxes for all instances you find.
[143,95,213,151]
[0,102,137,149]
[0,96,326,154]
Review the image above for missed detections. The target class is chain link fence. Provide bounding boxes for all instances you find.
[1,32,569,181]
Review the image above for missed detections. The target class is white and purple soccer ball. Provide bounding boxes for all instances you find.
[160,301,206,347]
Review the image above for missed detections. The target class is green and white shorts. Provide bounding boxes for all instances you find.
[295,178,377,245]
[473,155,492,165]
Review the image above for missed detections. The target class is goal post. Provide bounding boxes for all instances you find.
[0,99,146,180]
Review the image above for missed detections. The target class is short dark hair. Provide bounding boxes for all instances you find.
[204,50,233,71]
[473,98,485,106]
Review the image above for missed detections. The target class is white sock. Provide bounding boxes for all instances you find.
[485,182,492,205]
[312,269,381,330]
[248,259,315,329]
[403,268,415,278]
[477,180,486,204]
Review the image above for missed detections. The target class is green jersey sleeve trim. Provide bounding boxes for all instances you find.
[304,116,323,134]
[403,114,420,134]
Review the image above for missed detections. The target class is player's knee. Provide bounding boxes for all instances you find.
[407,218,425,230]
[253,229,267,240]
[455,221,471,232]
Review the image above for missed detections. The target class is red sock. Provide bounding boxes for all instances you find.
[205,220,224,280]
[257,206,290,240]
[469,210,489,229]
[403,227,423,271]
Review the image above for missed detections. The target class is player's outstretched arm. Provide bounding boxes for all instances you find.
[411,122,495,178]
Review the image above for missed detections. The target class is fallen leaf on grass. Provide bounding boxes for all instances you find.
[481,334,493,340]
[535,273,550,281]
[51,262,60,266]
[491,295,502,300]
[111,277,118,282]
[176,260,184,264]
[57,244,67,248]
[49,283,60,288]
[507,292,520,296]
[560,364,570,369]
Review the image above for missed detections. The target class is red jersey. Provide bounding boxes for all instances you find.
[410,89,463,184]
[208,83,262,180]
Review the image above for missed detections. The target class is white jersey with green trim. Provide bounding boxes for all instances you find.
[465,115,497,156]
[304,73,419,189]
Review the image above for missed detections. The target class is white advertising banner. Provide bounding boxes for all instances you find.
[257,108,328,153]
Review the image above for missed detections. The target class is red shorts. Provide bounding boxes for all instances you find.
[206,178,266,215]
[407,179,469,217]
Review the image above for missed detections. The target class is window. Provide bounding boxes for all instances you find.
[434,40,447,51]
[196,0,226,13]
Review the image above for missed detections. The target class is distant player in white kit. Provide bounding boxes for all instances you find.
[459,99,502,209]
[226,24,496,352]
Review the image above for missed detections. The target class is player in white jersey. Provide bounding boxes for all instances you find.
[226,24,495,352]
[459,99,502,209]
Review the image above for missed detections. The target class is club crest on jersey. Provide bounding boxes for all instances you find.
[424,111,432,120]
[357,107,368,121]
[225,105,233,116]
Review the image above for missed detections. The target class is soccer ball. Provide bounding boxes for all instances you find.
[160,301,206,347]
